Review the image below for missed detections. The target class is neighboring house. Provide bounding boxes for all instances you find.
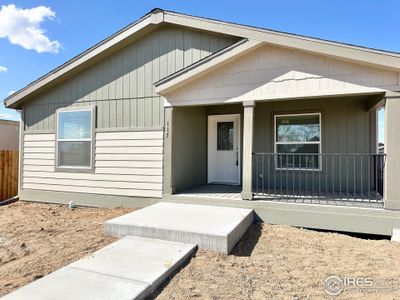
[0,119,19,150]
[4,9,400,235]
[378,142,384,154]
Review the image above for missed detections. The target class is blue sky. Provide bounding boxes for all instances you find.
[1,1,398,141]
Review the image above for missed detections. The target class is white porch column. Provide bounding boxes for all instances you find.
[384,95,400,210]
[241,101,255,200]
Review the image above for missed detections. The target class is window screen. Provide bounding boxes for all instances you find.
[57,109,93,169]
[275,113,321,169]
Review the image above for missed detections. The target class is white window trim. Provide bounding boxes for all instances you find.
[274,112,322,171]
[55,107,96,172]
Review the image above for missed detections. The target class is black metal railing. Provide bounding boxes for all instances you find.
[253,153,386,203]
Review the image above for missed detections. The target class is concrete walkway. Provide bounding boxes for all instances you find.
[2,236,196,300]
[105,202,254,253]
[2,202,254,299]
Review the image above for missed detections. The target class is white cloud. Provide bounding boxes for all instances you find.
[0,4,61,53]
[0,65,7,73]
[7,90,15,96]
[0,113,16,119]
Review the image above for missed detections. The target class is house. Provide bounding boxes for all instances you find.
[4,9,400,235]
[378,142,384,154]
[0,119,19,150]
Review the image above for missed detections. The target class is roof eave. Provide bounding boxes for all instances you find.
[6,8,400,109]
[155,39,263,95]
[162,11,400,71]
[4,9,165,109]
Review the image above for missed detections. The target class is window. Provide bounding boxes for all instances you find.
[56,108,94,171]
[274,113,321,170]
[217,122,234,150]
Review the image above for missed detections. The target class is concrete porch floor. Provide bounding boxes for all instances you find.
[174,184,383,209]
[164,185,400,236]
[174,184,242,200]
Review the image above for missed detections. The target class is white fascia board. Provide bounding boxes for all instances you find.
[5,14,160,109]
[163,12,400,71]
[6,9,400,109]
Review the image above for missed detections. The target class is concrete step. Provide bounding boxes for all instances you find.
[105,202,254,254]
[2,236,196,300]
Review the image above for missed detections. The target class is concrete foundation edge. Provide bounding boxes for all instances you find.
[20,189,159,208]
[21,189,400,236]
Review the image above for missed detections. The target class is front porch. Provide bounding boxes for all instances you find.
[163,95,386,209]
[174,184,383,208]
[157,36,400,236]
[164,189,398,236]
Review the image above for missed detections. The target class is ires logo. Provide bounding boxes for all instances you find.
[343,277,374,287]
[324,276,373,296]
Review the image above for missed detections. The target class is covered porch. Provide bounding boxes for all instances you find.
[163,94,385,209]
[156,39,400,212]
[173,183,384,208]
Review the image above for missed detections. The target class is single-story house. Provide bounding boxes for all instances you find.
[0,119,20,150]
[4,9,400,235]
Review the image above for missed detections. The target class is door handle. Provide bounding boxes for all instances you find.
[236,150,238,166]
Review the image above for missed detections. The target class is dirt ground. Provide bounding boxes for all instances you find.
[156,224,400,300]
[0,201,132,297]
[2,202,400,299]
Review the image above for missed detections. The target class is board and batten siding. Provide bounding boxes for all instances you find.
[23,131,163,198]
[253,97,376,154]
[252,97,377,192]
[24,25,238,131]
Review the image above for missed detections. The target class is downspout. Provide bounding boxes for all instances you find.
[17,108,22,198]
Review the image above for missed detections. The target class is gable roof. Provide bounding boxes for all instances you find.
[155,38,264,95]
[5,8,400,109]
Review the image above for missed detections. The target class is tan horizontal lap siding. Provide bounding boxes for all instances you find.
[23,131,163,198]
[96,139,163,147]
[24,171,162,183]
[96,146,162,154]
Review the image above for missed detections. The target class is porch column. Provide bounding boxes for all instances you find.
[384,95,400,210]
[241,101,255,200]
[163,106,175,195]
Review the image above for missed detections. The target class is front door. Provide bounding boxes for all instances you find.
[208,114,240,185]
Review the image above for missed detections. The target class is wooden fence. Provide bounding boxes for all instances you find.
[0,150,19,202]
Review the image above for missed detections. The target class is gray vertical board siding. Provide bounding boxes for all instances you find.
[24,25,238,131]
[171,104,244,192]
[168,98,374,194]
[253,97,375,154]
[253,97,378,193]
[172,106,208,192]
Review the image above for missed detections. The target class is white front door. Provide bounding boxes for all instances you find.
[208,114,241,185]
